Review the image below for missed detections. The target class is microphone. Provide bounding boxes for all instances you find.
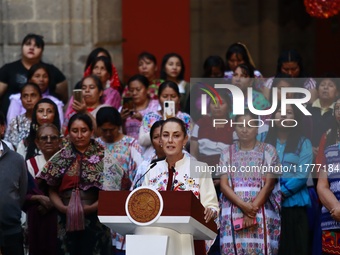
[132,157,165,189]
[170,166,176,191]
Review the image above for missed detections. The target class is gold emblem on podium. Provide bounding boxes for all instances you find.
[126,187,164,225]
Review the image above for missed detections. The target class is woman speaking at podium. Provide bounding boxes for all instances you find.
[142,117,219,254]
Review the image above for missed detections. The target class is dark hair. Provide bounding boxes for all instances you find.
[21,33,45,50]
[36,123,60,139]
[20,82,42,98]
[236,63,255,78]
[85,47,111,71]
[138,52,157,65]
[157,80,180,98]
[276,49,304,77]
[272,72,292,87]
[96,106,122,127]
[0,111,5,125]
[26,98,61,160]
[127,74,149,89]
[210,89,232,119]
[90,56,113,79]
[271,73,293,102]
[203,56,225,78]
[150,120,165,141]
[161,117,187,136]
[326,98,340,147]
[315,75,340,91]
[225,43,254,71]
[27,63,52,93]
[32,98,60,130]
[160,53,185,81]
[80,75,104,91]
[68,113,93,132]
[234,110,258,123]
[265,104,303,153]
[325,124,338,148]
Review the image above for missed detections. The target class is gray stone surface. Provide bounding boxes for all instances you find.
[0,0,123,98]
[5,0,34,20]
[35,0,62,20]
[0,0,316,96]
[190,0,315,77]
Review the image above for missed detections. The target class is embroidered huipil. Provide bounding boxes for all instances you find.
[219,143,281,255]
[142,154,219,212]
[124,99,159,139]
[321,144,340,231]
[4,114,31,148]
[38,140,105,191]
[96,136,143,184]
[96,135,143,251]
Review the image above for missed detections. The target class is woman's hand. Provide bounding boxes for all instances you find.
[243,215,257,229]
[30,194,53,214]
[331,206,340,221]
[72,98,87,113]
[131,111,143,121]
[49,187,68,214]
[240,202,258,218]
[120,108,131,120]
[83,201,98,216]
[204,207,217,223]
[38,195,53,210]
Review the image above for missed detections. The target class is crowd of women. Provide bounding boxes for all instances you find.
[0,33,339,255]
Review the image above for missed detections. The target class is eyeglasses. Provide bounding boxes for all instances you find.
[38,135,60,142]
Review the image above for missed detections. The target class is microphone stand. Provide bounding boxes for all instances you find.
[132,157,165,189]
[170,166,176,191]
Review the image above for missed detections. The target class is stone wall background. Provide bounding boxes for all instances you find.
[0,0,316,96]
[190,0,315,77]
[0,0,122,95]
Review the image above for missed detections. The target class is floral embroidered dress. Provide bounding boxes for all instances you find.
[142,153,219,210]
[132,150,158,189]
[319,143,340,254]
[141,111,191,136]
[4,113,31,148]
[40,140,104,190]
[96,135,143,251]
[96,136,143,184]
[124,99,159,139]
[38,140,111,255]
[219,142,281,255]
[102,149,127,191]
[142,153,218,255]
[132,150,193,189]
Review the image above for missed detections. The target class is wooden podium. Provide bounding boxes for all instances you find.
[98,190,217,255]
